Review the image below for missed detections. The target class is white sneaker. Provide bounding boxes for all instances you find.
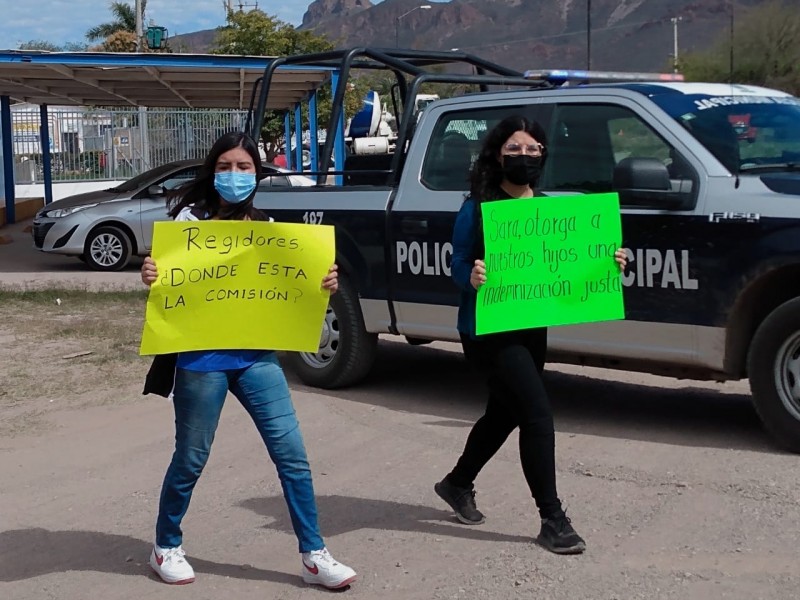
[301,547,357,589]
[149,544,196,585]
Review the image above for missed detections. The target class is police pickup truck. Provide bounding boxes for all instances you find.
[248,49,800,452]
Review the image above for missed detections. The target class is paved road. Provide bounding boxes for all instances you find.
[0,218,143,290]
[1,216,797,600]
[1,339,797,600]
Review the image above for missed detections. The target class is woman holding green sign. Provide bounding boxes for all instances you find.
[140,132,356,589]
[434,116,627,554]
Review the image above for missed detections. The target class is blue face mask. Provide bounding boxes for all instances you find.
[214,172,257,204]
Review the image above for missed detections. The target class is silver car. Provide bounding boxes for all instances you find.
[31,159,315,271]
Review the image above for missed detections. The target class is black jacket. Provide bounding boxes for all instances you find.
[143,353,178,398]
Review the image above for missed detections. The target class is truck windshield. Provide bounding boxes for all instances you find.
[650,93,800,173]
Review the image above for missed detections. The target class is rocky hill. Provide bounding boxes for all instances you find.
[171,0,760,73]
[299,0,760,72]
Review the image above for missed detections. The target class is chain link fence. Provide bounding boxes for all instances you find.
[11,107,248,184]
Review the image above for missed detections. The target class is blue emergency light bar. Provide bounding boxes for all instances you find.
[524,69,685,84]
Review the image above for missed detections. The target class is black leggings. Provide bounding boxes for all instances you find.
[447,328,562,519]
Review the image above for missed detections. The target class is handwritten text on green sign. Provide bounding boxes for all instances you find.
[476,193,625,335]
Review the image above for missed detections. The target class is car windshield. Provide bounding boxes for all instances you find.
[110,162,188,192]
[650,92,800,173]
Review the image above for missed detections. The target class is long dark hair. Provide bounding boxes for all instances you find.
[167,131,266,221]
[469,115,548,202]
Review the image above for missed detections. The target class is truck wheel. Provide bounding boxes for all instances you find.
[285,276,377,389]
[747,297,800,453]
[84,226,132,271]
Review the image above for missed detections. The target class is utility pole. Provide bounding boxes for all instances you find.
[729,0,735,83]
[225,0,258,12]
[671,16,682,73]
[135,0,143,51]
[134,0,150,171]
[586,0,592,70]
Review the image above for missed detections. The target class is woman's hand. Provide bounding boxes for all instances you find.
[142,256,158,286]
[322,264,339,294]
[614,249,629,272]
[470,259,487,290]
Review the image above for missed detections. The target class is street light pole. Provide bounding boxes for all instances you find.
[671,16,682,73]
[395,4,432,48]
[586,0,592,70]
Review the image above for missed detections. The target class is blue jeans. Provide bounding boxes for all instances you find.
[155,352,324,553]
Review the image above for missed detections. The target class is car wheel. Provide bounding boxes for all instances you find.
[84,226,132,271]
[747,297,800,453]
[285,275,377,389]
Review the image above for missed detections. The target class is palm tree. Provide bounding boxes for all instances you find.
[85,1,146,42]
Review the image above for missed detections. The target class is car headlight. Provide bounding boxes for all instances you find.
[42,203,99,218]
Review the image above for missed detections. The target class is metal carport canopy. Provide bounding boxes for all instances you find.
[0,50,334,110]
[0,50,336,224]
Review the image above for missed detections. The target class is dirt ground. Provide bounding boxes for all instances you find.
[1,222,799,600]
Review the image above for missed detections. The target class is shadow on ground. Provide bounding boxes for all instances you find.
[0,528,301,586]
[240,494,533,544]
[285,338,775,454]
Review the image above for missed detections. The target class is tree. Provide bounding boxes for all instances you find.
[86,1,145,42]
[19,40,62,52]
[680,1,800,95]
[91,30,138,53]
[211,9,362,161]
[19,40,89,52]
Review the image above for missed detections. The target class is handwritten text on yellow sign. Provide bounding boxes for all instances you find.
[140,220,334,355]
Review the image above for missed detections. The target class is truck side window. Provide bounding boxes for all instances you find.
[422,122,481,190]
[421,107,538,191]
[609,117,670,164]
[541,103,693,198]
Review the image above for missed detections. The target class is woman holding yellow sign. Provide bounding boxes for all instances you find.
[140,132,356,589]
[434,116,627,555]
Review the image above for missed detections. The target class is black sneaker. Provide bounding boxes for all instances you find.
[434,478,486,525]
[537,513,586,554]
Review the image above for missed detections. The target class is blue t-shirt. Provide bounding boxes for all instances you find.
[176,349,269,371]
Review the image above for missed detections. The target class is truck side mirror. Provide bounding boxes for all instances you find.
[613,157,690,210]
[613,157,670,191]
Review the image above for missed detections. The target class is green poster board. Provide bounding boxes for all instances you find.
[476,193,625,335]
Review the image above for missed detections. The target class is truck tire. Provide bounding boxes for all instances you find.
[747,297,800,453]
[285,275,377,389]
[84,225,132,271]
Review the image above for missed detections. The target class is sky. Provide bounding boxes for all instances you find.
[0,0,397,49]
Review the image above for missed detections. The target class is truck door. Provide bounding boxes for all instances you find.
[536,98,713,369]
[390,103,547,341]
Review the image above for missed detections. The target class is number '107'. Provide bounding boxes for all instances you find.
[303,211,324,224]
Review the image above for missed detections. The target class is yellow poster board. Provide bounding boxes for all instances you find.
[140,220,334,355]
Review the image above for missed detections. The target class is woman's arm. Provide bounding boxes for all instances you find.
[141,256,158,286]
[451,200,479,292]
[614,249,628,271]
[322,264,338,294]
[141,207,198,286]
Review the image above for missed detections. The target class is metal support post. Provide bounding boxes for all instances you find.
[39,105,52,205]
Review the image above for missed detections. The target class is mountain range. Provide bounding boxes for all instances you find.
[174,0,760,73]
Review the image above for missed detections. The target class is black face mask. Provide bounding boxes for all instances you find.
[502,154,543,186]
